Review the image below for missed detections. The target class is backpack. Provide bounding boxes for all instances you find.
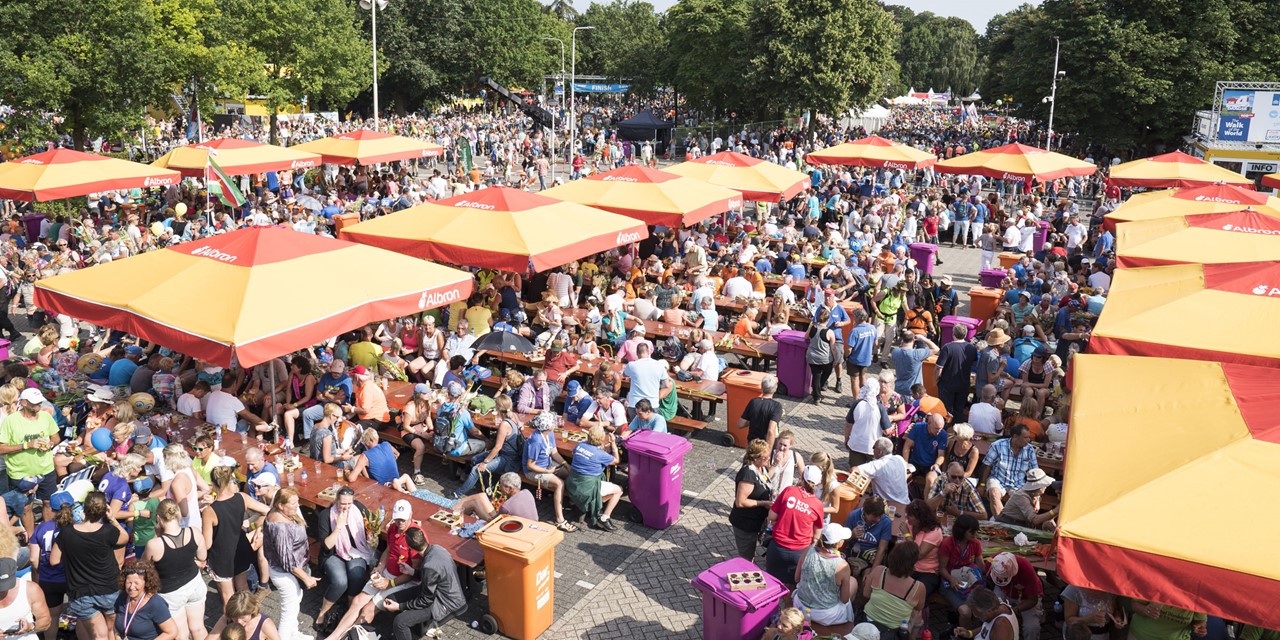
[433,403,462,453]
[659,335,686,363]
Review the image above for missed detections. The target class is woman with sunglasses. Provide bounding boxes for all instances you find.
[113,559,177,640]
[263,488,317,640]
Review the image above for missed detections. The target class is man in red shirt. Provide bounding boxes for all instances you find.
[765,465,826,588]
[321,500,424,639]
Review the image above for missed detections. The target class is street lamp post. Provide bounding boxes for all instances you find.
[359,0,388,128]
[570,26,594,172]
[1044,36,1063,150]
[543,36,565,181]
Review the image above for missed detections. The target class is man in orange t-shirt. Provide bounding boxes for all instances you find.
[347,365,390,428]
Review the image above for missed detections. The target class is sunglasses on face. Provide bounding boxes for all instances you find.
[949,474,964,481]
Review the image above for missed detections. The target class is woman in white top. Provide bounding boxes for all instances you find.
[164,444,205,531]
[808,451,840,523]
[766,431,803,497]
[0,526,50,640]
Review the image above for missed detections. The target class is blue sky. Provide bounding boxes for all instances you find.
[543,0,1034,32]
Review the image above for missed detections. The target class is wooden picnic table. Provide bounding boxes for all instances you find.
[481,349,728,402]
[158,418,485,568]
[878,498,1056,574]
[713,295,811,327]
[565,309,777,362]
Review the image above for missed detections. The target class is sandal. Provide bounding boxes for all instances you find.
[413,474,428,486]
[555,520,578,532]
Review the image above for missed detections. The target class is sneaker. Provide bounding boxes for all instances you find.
[413,474,428,486]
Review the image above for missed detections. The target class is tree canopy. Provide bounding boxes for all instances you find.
[982,0,1280,149]
[574,1,666,95]
[890,6,983,97]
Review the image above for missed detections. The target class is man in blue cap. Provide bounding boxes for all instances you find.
[562,380,593,426]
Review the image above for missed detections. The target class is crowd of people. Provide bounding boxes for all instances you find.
[0,99,1267,640]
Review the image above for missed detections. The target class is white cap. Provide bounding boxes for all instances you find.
[250,473,278,488]
[849,622,881,640]
[821,523,853,545]
[392,499,412,521]
[802,464,823,485]
[19,388,46,405]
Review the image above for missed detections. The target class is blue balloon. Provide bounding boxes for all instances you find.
[90,427,114,453]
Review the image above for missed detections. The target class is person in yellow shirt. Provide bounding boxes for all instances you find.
[464,293,494,337]
[347,327,383,371]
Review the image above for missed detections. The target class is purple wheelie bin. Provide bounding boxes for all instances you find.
[1034,220,1052,252]
[774,329,811,399]
[979,268,1008,288]
[939,315,982,344]
[692,557,789,640]
[908,242,938,275]
[624,429,692,529]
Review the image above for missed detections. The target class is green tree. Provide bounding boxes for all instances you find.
[547,0,579,21]
[749,0,900,117]
[575,1,667,94]
[982,0,1280,149]
[458,0,568,89]
[890,7,983,96]
[666,0,754,117]
[222,0,370,143]
[0,0,215,150]
[365,0,470,113]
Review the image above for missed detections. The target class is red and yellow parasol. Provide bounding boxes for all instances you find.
[339,186,649,272]
[1107,151,1253,189]
[804,135,937,169]
[151,137,322,177]
[1263,172,1279,190]
[290,129,444,165]
[1091,262,1280,367]
[1104,183,1280,231]
[541,164,743,228]
[933,142,1096,182]
[1060,354,1280,628]
[33,227,473,368]
[1114,210,1280,268]
[666,151,809,202]
[0,149,180,201]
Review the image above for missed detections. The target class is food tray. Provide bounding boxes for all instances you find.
[561,430,588,443]
[726,570,767,592]
[317,485,342,501]
[843,469,871,493]
[429,511,463,528]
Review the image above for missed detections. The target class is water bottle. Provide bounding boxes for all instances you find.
[300,469,308,484]
[898,619,911,640]
[378,505,386,524]
[800,608,814,640]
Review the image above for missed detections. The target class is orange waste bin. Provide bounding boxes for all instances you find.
[723,369,771,448]
[968,287,1005,322]
[830,470,871,528]
[476,516,564,640]
[921,355,938,397]
[838,301,860,343]
[997,252,1021,269]
[333,212,361,235]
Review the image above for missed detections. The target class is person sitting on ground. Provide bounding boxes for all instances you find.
[346,430,416,494]
[453,472,539,522]
[522,413,577,532]
[564,426,622,532]
[996,467,1058,531]
[953,588,1018,640]
[792,522,857,628]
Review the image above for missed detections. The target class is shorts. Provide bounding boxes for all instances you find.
[207,567,237,583]
[361,572,418,610]
[601,481,622,497]
[66,592,116,620]
[160,575,208,614]
[41,581,67,608]
[526,466,562,486]
[402,432,425,447]
[987,478,1007,494]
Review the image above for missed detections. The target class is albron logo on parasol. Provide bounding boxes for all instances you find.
[727,198,744,209]
[1000,173,1024,180]
[144,177,174,187]
[601,175,638,182]
[616,231,642,245]
[704,160,736,166]
[453,200,495,210]
[1251,284,1280,296]
[1194,195,1242,204]
[884,162,909,169]
[290,160,317,169]
[190,246,237,263]
[18,159,46,165]
[418,289,461,309]
[1221,223,1280,235]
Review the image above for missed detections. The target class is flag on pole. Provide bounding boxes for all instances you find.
[207,157,245,208]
